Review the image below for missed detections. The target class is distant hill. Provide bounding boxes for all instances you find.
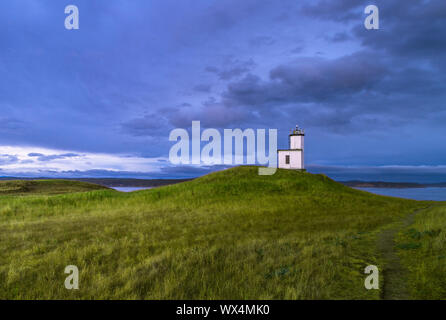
[0,177,193,188]
[72,178,193,187]
[0,177,446,188]
[0,179,108,196]
[341,181,446,188]
[2,175,446,189]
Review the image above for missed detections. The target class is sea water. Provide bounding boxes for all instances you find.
[356,187,446,201]
[111,187,153,192]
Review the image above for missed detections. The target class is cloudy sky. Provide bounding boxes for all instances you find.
[0,0,445,181]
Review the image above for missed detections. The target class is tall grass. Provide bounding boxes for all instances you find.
[0,166,432,299]
[396,205,446,299]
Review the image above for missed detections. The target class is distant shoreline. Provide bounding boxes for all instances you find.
[340,181,446,189]
[1,177,446,189]
[0,177,194,188]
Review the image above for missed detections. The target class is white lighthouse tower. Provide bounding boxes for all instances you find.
[277,125,305,170]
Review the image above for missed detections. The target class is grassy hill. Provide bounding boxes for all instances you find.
[0,180,109,196]
[0,166,444,299]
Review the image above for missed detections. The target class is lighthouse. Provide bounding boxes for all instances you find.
[277,125,305,170]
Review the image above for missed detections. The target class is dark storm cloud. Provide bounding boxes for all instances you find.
[303,0,446,65]
[224,52,388,106]
[220,60,444,133]
[211,51,394,133]
[120,0,445,140]
[206,0,446,136]
[353,0,446,65]
[297,0,446,130]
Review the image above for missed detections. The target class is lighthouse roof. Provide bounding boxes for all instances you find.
[290,125,305,136]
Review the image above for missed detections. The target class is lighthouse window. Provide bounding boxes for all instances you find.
[285,155,290,164]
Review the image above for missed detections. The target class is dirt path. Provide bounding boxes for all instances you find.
[377,207,429,300]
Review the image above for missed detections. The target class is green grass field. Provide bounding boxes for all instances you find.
[0,166,444,299]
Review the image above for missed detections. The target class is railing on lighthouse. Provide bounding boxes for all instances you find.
[291,125,305,135]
